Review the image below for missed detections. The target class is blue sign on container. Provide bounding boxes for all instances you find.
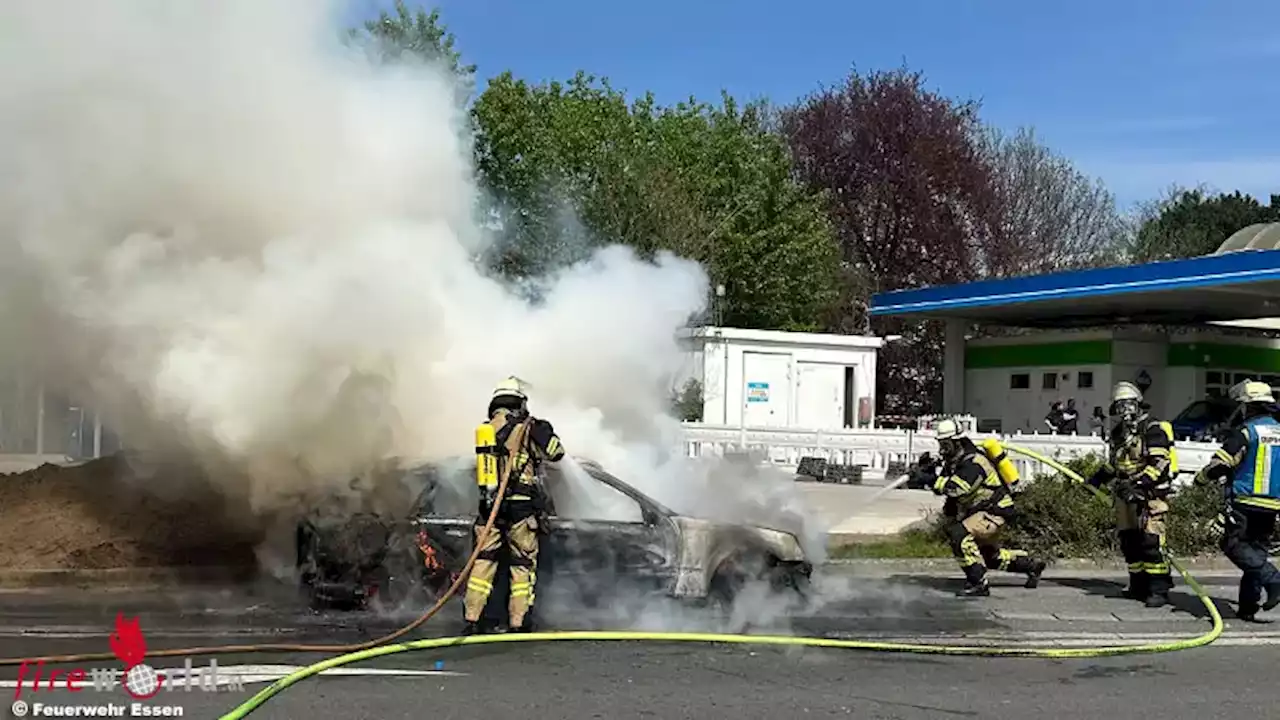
[746,382,770,402]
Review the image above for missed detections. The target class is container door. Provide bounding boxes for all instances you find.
[795,362,844,430]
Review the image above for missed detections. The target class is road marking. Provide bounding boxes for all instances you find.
[0,664,465,689]
[827,629,1280,647]
[0,627,309,639]
[204,665,468,683]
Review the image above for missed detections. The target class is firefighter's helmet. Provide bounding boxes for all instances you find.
[935,417,966,440]
[1230,380,1275,405]
[1111,381,1143,404]
[492,376,529,401]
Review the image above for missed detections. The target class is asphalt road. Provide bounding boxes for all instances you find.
[0,568,1275,719]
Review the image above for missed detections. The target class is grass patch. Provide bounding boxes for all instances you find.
[830,529,951,559]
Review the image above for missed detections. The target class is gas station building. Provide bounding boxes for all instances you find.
[868,223,1280,434]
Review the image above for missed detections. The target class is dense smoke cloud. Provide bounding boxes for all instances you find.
[0,0,708,511]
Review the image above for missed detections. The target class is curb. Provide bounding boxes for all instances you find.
[0,567,259,589]
[820,556,1241,573]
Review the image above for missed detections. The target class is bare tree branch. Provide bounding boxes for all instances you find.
[981,127,1127,275]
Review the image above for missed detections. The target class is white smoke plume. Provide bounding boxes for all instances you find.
[0,0,709,512]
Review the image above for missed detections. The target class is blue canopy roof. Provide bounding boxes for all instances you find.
[868,249,1280,327]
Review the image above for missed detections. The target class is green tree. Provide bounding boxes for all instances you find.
[1131,187,1280,262]
[351,1,476,95]
[471,71,840,330]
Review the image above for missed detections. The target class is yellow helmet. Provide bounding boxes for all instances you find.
[492,376,529,401]
[1230,380,1275,404]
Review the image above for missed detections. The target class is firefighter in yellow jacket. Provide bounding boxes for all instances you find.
[1086,381,1177,608]
[933,418,1046,597]
[463,377,565,634]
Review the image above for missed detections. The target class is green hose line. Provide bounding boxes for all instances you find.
[218,446,1225,720]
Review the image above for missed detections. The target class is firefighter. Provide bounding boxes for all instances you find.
[1193,380,1280,621]
[1086,381,1177,607]
[463,376,565,634]
[932,418,1046,597]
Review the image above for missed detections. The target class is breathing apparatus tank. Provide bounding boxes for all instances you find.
[980,437,1022,493]
[475,422,499,501]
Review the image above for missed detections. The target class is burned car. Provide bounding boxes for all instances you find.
[295,456,813,617]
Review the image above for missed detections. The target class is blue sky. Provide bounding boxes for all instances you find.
[347,0,1279,211]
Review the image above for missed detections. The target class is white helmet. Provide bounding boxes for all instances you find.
[492,375,529,401]
[935,417,966,440]
[1112,381,1143,404]
[1230,380,1275,404]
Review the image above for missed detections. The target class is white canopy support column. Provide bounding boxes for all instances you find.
[943,318,965,415]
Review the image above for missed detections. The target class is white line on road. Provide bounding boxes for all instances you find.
[0,664,466,689]
[0,628,308,639]
[827,629,1280,647]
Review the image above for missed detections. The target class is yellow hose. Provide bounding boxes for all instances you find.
[218,446,1225,720]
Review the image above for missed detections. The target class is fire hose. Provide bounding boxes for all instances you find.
[0,447,1226,718]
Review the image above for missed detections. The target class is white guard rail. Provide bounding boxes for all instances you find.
[680,423,1219,483]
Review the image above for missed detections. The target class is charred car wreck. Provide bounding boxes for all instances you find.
[296,457,813,623]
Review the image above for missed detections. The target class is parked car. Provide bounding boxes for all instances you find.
[1170,397,1238,441]
[295,456,813,620]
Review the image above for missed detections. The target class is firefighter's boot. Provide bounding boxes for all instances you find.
[1121,573,1148,600]
[1024,559,1047,589]
[958,564,990,597]
[1237,603,1265,623]
[1144,574,1172,608]
[1263,581,1280,612]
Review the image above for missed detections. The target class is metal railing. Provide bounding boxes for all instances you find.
[679,423,1219,482]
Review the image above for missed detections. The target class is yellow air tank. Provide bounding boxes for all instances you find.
[475,422,498,490]
[980,437,1021,492]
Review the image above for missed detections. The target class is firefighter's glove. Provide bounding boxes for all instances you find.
[1121,482,1146,505]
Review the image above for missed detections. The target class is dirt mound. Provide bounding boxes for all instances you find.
[0,454,263,570]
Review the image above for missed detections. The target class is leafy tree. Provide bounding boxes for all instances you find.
[472,71,840,330]
[352,1,476,96]
[1130,187,1280,262]
[670,379,704,422]
[780,66,1009,413]
[981,127,1128,274]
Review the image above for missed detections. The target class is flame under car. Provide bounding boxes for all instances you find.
[295,457,813,621]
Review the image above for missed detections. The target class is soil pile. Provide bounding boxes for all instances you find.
[0,454,263,569]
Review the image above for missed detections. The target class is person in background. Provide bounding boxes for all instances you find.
[1090,406,1108,436]
[1059,398,1080,435]
[1044,401,1065,433]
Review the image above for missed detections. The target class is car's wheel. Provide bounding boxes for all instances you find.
[709,555,811,610]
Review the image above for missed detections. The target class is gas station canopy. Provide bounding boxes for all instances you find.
[869,247,1280,328]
